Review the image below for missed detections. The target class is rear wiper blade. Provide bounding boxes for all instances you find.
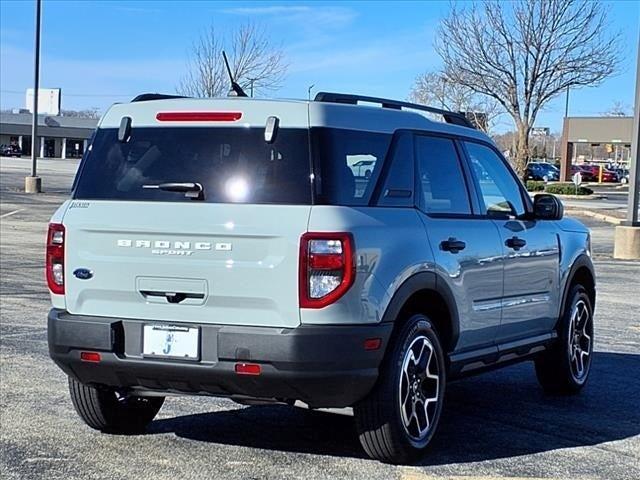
[143,182,204,200]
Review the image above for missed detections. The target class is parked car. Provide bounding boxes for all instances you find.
[580,164,619,183]
[350,159,375,178]
[47,92,595,464]
[616,169,630,184]
[524,162,559,182]
[570,165,597,182]
[0,144,22,157]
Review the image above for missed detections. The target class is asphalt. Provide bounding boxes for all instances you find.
[1,156,639,480]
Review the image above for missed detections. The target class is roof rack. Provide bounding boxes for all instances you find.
[313,92,475,129]
[131,93,189,103]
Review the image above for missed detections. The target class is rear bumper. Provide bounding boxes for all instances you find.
[48,309,392,408]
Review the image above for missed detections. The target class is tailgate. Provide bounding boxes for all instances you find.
[63,202,310,328]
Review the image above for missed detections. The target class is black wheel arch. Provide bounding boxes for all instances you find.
[380,272,460,355]
[559,254,596,323]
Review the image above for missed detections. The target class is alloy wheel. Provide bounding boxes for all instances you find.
[568,299,592,381]
[399,336,440,441]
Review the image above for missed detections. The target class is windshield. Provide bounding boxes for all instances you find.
[73,127,312,204]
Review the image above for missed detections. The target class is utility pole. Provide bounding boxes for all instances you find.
[564,86,570,118]
[25,0,42,194]
[248,78,256,98]
[613,36,640,259]
[308,84,315,101]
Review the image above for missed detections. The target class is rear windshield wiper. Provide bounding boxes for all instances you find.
[143,182,204,200]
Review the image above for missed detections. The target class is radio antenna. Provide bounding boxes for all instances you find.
[222,51,248,97]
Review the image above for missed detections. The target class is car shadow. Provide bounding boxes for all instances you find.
[147,352,640,464]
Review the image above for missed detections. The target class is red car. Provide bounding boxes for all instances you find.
[580,165,620,183]
[570,165,597,182]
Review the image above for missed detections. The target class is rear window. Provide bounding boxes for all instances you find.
[73,127,312,204]
[311,128,391,206]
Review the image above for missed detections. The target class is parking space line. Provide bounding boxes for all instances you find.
[400,472,558,480]
[0,209,24,218]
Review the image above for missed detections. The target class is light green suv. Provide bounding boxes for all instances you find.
[48,92,595,463]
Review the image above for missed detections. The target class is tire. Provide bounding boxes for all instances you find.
[68,377,164,433]
[535,285,594,394]
[354,315,446,464]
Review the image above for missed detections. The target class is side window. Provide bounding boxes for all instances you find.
[377,133,414,207]
[312,128,391,206]
[464,142,526,217]
[415,136,471,215]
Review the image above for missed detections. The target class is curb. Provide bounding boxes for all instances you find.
[565,209,622,225]
[555,194,607,200]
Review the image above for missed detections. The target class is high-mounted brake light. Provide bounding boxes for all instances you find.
[155,111,242,122]
[46,223,65,295]
[299,233,355,308]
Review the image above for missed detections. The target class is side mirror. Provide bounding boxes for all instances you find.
[533,193,563,220]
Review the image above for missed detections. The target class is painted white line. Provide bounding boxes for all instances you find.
[0,209,24,219]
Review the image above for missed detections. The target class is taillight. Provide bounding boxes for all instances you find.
[299,232,354,308]
[46,223,65,294]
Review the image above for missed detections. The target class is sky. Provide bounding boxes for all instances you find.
[1,0,638,133]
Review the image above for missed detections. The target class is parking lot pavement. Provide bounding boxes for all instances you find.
[1,156,639,480]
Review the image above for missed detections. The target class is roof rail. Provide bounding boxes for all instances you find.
[313,92,475,129]
[131,93,188,103]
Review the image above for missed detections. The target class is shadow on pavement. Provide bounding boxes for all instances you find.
[148,352,640,463]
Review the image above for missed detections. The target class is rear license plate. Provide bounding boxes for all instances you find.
[143,325,199,360]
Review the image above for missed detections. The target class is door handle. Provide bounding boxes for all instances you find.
[440,237,466,253]
[505,236,527,251]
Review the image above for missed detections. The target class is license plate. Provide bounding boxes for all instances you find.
[143,325,199,360]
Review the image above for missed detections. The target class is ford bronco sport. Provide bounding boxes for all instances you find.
[47,92,595,463]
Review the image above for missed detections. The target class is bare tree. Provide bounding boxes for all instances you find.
[409,70,502,133]
[602,100,631,117]
[178,22,287,98]
[436,0,620,173]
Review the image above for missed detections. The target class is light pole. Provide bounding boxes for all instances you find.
[624,45,640,227]
[25,0,42,194]
[613,36,640,259]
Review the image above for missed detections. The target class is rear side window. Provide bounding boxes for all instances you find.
[73,127,312,204]
[377,133,414,207]
[415,136,471,215]
[311,128,391,206]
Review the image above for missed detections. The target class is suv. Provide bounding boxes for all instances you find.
[524,161,559,182]
[47,92,595,464]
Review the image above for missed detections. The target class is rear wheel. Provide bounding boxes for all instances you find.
[354,315,445,463]
[535,285,594,394]
[68,377,164,433]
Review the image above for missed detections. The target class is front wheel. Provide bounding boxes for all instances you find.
[535,285,594,394]
[68,377,164,433]
[354,315,446,463]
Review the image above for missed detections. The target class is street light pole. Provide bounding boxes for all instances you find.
[625,41,640,227]
[614,36,640,259]
[25,0,42,194]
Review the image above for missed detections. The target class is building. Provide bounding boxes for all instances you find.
[0,112,98,159]
[559,116,633,181]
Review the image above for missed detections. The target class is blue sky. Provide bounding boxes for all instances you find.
[1,0,638,133]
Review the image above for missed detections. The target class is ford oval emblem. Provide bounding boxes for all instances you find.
[73,268,93,280]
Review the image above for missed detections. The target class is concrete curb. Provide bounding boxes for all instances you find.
[565,209,622,225]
